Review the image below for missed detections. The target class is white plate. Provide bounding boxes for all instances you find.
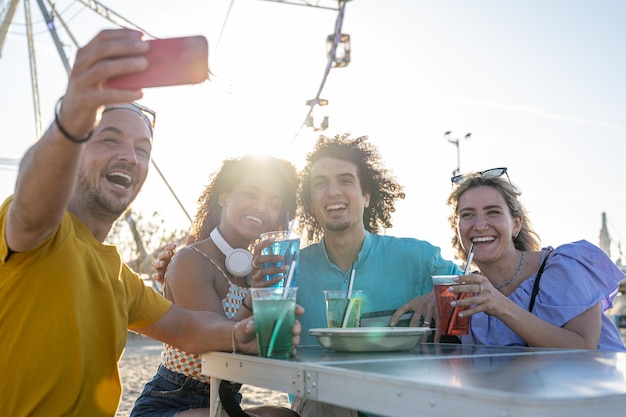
[309,327,432,352]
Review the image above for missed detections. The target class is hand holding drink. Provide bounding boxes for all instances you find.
[259,230,300,289]
[432,275,471,336]
[251,287,298,359]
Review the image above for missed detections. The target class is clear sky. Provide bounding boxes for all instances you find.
[1,0,625,262]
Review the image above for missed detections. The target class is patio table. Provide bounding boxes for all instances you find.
[202,343,626,417]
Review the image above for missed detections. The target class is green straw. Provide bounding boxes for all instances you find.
[341,298,356,328]
[266,261,296,357]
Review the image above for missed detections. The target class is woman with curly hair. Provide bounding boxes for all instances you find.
[131,155,300,417]
[148,135,460,417]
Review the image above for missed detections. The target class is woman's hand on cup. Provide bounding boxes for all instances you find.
[450,274,506,317]
[250,238,286,287]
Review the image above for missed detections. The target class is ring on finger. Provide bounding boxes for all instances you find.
[478,284,483,293]
[251,260,261,269]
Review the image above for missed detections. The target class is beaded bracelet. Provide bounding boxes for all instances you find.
[54,96,93,144]
[231,322,239,354]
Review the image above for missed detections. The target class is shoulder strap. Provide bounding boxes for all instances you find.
[189,246,231,282]
[528,247,553,312]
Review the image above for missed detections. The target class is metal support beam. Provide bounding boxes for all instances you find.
[24,0,42,137]
[0,0,20,57]
[76,0,156,39]
[35,0,71,74]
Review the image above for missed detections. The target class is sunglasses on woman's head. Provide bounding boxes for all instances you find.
[450,167,510,184]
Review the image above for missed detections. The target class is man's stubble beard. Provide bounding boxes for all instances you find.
[322,219,351,233]
[77,175,133,223]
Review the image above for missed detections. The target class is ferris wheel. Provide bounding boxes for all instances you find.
[0,0,350,165]
[0,0,159,139]
[0,0,352,242]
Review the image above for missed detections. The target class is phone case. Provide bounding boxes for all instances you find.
[105,36,209,89]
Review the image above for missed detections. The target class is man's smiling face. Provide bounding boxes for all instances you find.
[74,108,152,221]
[309,157,370,234]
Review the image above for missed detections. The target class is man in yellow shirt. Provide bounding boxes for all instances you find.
[0,28,301,416]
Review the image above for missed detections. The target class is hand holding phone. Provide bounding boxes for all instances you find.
[105,35,209,89]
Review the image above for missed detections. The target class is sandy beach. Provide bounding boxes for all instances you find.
[117,333,290,416]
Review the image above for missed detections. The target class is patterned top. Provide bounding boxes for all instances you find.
[161,246,248,382]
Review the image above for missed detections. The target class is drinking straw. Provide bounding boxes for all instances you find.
[287,218,296,238]
[283,211,296,267]
[266,303,291,357]
[463,243,475,275]
[447,305,461,335]
[347,267,355,292]
[282,260,296,295]
[447,244,474,334]
[267,261,297,357]
[341,298,357,328]
[340,267,357,328]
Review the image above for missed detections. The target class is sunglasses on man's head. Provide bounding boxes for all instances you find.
[451,167,510,184]
[103,102,156,131]
[131,102,157,129]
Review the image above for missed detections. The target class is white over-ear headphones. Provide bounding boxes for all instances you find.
[210,228,253,277]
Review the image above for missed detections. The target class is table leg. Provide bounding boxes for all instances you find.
[210,376,222,417]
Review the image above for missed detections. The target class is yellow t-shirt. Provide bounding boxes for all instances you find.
[0,196,172,416]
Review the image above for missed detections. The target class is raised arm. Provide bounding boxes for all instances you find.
[6,29,149,253]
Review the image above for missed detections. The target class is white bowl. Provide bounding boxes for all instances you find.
[309,327,432,352]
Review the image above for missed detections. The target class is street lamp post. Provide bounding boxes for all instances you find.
[445,131,471,177]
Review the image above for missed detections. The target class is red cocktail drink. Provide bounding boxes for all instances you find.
[433,276,471,336]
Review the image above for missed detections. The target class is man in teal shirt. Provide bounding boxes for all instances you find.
[295,133,461,346]
[291,133,461,417]
[298,231,460,345]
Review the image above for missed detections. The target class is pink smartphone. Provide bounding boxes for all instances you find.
[105,35,209,89]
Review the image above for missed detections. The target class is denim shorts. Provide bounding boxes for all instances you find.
[129,364,242,417]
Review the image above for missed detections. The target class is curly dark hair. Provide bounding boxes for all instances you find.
[191,155,299,241]
[298,133,405,243]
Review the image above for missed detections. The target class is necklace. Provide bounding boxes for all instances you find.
[494,250,525,289]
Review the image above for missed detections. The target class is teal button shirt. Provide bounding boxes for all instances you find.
[297,231,462,345]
